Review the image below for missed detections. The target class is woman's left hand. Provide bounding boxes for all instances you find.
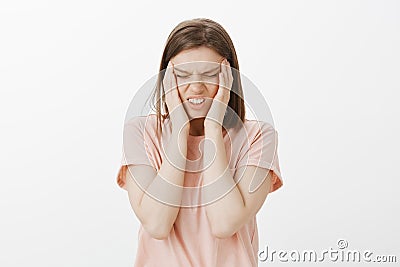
[205,58,233,130]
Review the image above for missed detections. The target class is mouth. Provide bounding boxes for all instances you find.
[186,97,206,110]
[187,98,205,104]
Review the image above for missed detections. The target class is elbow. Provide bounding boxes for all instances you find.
[135,206,174,240]
[211,223,236,239]
[143,221,172,240]
[149,230,170,240]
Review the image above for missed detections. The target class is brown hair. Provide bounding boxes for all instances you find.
[149,18,246,138]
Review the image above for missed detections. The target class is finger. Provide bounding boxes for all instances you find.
[219,64,228,90]
[225,59,233,83]
[163,63,171,90]
[219,73,231,103]
[221,59,233,89]
[219,58,224,73]
[171,63,177,89]
[166,75,178,101]
[164,64,175,110]
[164,63,174,94]
[165,63,179,109]
[223,59,230,74]
[169,63,178,92]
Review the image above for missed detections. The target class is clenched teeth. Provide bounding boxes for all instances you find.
[188,98,205,104]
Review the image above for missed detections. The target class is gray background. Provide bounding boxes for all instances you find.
[0,0,399,266]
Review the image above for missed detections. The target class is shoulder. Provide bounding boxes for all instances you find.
[124,114,163,132]
[233,119,277,141]
[244,119,275,131]
[125,114,157,126]
[124,114,172,155]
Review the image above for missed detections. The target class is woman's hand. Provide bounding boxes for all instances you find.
[163,61,190,136]
[205,58,233,130]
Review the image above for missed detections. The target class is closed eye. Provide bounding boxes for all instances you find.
[176,73,218,78]
[176,74,190,78]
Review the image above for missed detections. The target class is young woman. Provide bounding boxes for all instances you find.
[116,18,283,267]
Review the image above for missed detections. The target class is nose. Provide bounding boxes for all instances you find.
[187,74,206,91]
[188,80,206,93]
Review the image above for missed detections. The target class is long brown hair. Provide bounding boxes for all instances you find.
[149,18,246,138]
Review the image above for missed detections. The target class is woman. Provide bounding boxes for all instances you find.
[117,18,283,267]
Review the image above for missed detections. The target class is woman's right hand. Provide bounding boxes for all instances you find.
[163,61,190,136]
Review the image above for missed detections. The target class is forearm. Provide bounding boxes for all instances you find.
[203,127,246,238]
[139,131,187,238]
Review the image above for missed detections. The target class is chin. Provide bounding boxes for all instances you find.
[187,111,207,120]
[183,101,211,120]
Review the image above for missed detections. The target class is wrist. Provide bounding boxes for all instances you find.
[171,121,189,134]
[204,124,223,136]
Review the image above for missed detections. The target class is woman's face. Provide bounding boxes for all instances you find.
[170,46,224,119]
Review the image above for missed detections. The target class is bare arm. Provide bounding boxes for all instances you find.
[124,130,187,240]
[121,60,190,240]
[201,61,275,238]
[202,127,272,239]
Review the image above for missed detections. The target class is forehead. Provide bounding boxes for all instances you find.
[173,61,221,74]
[171,46,223,67]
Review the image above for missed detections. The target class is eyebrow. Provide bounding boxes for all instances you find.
[174,66,220,75]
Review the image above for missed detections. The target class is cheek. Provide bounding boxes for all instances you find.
[209,85,219,98]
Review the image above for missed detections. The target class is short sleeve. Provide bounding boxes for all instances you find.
[116,116,155,190]
[121,116,155,167]
[236,121,283,193]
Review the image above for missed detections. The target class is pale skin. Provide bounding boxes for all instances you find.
[118,46,273,239]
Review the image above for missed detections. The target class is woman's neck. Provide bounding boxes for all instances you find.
[189,118,227,136]
[189,118,205,136]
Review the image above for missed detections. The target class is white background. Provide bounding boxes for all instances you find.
[1,0,399,266]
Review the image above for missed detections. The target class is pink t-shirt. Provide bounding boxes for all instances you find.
[117,114,283,267]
